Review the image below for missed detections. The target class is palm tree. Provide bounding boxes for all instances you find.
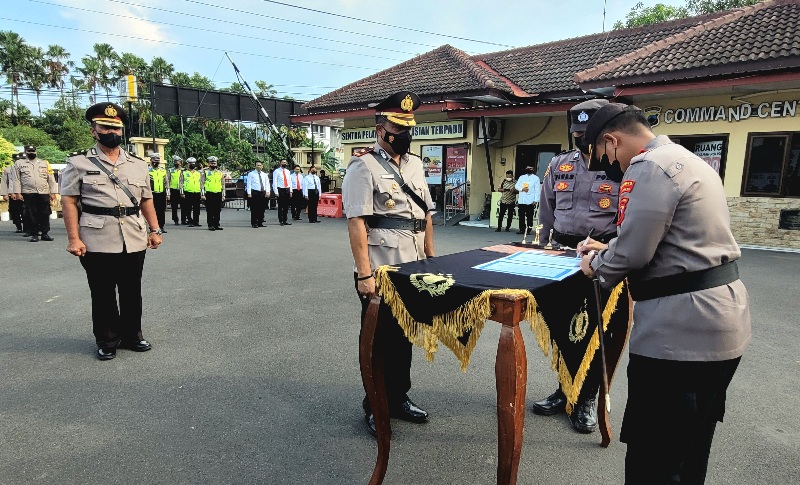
[91,43,117,101]
[0,31,28,115]
[24,46,47,115]
[149,56,174,84]
[44,44,71,95]
[78,56,100,104]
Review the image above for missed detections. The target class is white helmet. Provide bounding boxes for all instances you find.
[207,156,218,163]
[172,155,182,162]
[186,157,197,164]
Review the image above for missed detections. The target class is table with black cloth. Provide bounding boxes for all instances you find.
[360,246,632,485]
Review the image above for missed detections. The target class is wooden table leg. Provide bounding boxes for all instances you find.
[493,297,528,485]
[359,296,390,485]
[598,292,633,448]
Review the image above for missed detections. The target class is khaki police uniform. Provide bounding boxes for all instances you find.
[590,135,751,483]
[2,165,25,232]
[60,144,153,348]
[539,149,619,247]
[13,156,58,238]
[343,143,433,403]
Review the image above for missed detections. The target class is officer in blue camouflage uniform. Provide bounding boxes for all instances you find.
[532,98,620,433]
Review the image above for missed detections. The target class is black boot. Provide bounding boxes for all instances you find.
[569,395,598,434]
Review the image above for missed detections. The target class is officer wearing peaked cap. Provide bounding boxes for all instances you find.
[531,98,622,434]
[343,91,434,436]
[12,145,58,242]
[60,102,163,361]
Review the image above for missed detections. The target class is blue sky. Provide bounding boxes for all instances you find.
[1,0,686,111]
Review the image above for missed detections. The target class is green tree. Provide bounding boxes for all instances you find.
[149,56,174,83]
[44,44,70,95]
[614,2,689,29]
[24,46,48,116]
[0,124,58,147]
[35,145,68,164]
[77,56,101,104]
[687,0,762,14]
[0,31,28,114]
[169,71,215,90]
[91,43,118,101]
[254,80,277,97]
[0,98,32,127]
[0,135,15,169]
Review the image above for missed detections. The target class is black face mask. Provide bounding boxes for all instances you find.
[574,135,590,155]
[209,165,217,170]
[26,153,36,160]
[526,168,534,174]
[594,142,625,183]
[96,132,122,149]
[151,163,159,168]
[381,127,412,156]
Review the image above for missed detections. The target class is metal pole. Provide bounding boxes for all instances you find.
[480,117,495,192]
[311,123,315,167]
[150,81,157,149]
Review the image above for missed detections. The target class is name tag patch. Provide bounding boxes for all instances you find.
[87,170,101,175]
[380,174,395,179]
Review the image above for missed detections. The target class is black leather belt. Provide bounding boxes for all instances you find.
[366,216,427,233]
[629,261,739,301]
[553,230,616,248]
[82,204,140,217]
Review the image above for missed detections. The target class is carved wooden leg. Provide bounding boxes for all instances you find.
[359,296,390,485]
[494,298,528,485]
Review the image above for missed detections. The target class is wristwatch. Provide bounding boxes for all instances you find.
[149,228,163,235]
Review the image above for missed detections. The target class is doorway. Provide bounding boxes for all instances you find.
[515,144,562,180]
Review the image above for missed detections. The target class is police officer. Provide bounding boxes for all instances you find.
[60,102,163,361]
[202,155,225,230]
[290,166,304,221]
[578,103,750,484]
[343,91,435,436]
[169,156,183,225]
[181,157,202,227]
[1,156,25,233]
[531,98,620,434]
[273,159,292,225]
[148,153,169,234]
[12,145,58,242]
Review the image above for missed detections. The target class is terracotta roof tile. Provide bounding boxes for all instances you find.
[575,0,800,86]
[303,45,513,111]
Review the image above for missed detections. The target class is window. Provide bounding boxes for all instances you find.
[310,124,326,137]
[742,132,800,197]
[670,135,728,180]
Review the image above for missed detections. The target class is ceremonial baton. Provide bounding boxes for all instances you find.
[592,276,611,414]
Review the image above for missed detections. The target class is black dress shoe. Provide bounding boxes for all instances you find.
[569,397,598,434]
[187,224,195,227]
[22,232,30,237]
[284,221,291,225]
[29,235,39,242]
[390,399,429,424]
[505,228,510,232]
[15,227,23,233]
[495,228,501,232]
[531,389,567,416]
[258,223,266,227]
[279,222,285,226]
[97,348,116,360]
[174,221,179,226]
[365,414,377,437]
[252,224,258,228]
[516,230,525,235]
[40,233,53,241]
[215,226,223,230]
[161,229,167,234]
[208,226,216,231]
[118,339,152,352]
[195,224,203,227]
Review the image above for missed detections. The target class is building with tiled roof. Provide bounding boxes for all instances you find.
[296,0,800,249]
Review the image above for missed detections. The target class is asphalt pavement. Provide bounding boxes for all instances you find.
[1,207,798,484]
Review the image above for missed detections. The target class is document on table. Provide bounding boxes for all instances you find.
[473,250,581,281]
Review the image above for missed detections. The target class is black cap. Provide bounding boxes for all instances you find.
[369,91,421,127]
[583,103,631,149]
[85,102,127,127]
[569,99,609,133]
[24,145,36,153]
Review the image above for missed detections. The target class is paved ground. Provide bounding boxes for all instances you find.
[1,207,798,485]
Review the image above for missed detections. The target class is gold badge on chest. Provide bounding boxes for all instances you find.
[385,199,396,209]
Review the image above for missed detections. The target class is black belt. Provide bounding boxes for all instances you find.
[82,204,140,217]
[366,216,427,233]
[629,261,740,302]
[553,230,616,248]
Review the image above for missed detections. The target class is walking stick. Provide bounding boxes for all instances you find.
[592,277,611,414]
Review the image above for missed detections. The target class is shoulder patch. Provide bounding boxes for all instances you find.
[353,147,375,158]
[665,161,685,178]
[620,180,635,194]
[543,166,550,178]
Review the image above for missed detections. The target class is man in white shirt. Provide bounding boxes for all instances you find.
[272,159,292,226]
[303,167,322,223]
[290,166,304,221]
[246,162,270,228]
[514,165,540,235]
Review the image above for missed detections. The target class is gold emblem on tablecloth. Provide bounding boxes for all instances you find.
[569,299,589,343]
[385,199,395,209]
[410,273,455,297]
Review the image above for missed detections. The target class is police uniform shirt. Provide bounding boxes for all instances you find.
[13,157,58,194]
[591,135,751,361]
[60,145,152,253]
[0,165,13,196]
[273,167,292,190]
[342,143,433,269]
[539,149,619,239]
[514,173,540,205]
[200,169,225,198]
[302,173,321,197]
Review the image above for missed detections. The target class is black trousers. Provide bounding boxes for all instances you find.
[250,191,267,226]
[307,189,319,222]
[79,250,146,348]
[356,274,412,405]
[170,188,181,223]
[622,354,741,485]
[9,197,25,229]
[291,190,303,219]
[277,188,290,223]
[498,202,515,230]
[22,193,51,236]
[517,202,536,232]
[184,192,201,225]
[152,191,167,229]
[205,192,222,228]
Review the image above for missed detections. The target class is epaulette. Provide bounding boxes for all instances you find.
[407,151,419,158]
[353,147,374,157]
[128,151,145,161]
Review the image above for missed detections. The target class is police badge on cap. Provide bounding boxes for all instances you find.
[569,99,609,133]
[369,91,421,127]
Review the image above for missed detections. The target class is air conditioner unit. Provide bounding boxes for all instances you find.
[477,118,504,145]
